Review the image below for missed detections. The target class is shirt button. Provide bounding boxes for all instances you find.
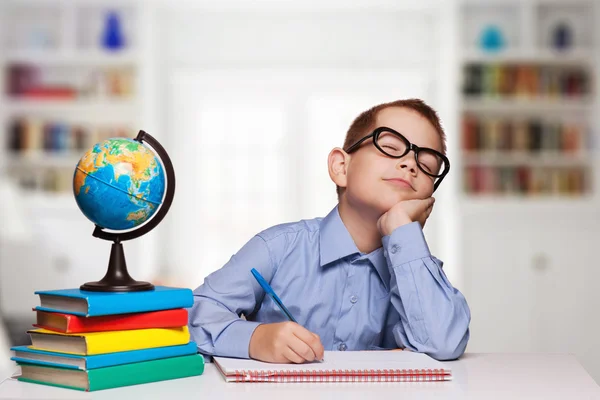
[338,343,347,351]
[391,244,399,254]
[350,295,358,304]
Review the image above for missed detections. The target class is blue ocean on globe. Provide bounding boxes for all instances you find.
[73,138,166,231]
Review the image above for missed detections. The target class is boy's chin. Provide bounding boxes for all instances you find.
[369,196,407,215]
[346,190,426,215]
[383,192,419,205]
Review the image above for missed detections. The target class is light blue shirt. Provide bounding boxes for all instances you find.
[188,206,470,361]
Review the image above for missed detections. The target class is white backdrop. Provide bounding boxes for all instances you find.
[166,69,438,284]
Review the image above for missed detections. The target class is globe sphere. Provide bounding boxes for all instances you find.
[73,138,165,230]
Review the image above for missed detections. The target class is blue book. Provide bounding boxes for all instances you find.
[11,342,198,370]
[35,286,193,317]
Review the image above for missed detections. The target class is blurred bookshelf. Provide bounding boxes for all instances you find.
[0,0,141,212]
[0,1,153,346]
[459,0,597,202]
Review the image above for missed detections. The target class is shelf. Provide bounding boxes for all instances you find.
[3,99,138,120]
[5,153,82,167]
[462,48,595,64]
[463,151,589,166]
[5,98,136,109]
[2,50,139,66]
[459,195,598,214]
[462,97,593,113]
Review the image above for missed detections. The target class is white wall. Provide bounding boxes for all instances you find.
[154,4,453,285]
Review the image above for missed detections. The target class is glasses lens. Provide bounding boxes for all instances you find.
[375,131,408,157]
[417,149,446,177]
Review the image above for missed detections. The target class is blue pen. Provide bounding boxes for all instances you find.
[251,268,298,323]
[251,268,324,362]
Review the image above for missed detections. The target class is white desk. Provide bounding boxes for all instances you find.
[0,353,599,400]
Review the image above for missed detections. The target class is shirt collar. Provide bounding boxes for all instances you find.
[319,206,390,291]
[319,206,360,267]
[364,248,389,291]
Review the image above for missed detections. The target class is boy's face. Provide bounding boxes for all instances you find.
[344,107,443,214]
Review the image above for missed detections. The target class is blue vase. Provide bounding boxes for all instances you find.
[101,11,125,51]
[552,23,572,50]
[479,25,505,52]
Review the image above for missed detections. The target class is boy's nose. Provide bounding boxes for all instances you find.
[396,153,418,174]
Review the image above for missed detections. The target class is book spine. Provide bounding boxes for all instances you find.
[59,309,188,333]
[87,289,193,316]
[85,326,190,355]
[85,342,198,369]
[88,355,204,391]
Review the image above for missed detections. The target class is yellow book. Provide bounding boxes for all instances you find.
[27,326,190,355]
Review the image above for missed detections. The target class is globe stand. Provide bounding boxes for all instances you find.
[80,130,176,292]
[80,239,154,292]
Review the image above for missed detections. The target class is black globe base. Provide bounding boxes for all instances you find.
[80,240,155,292]
[80,280,154,292]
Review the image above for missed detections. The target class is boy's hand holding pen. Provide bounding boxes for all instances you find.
[249,268,324,364]
[249,321,324,364]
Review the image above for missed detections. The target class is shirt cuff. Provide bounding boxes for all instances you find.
[214,320,262,359]
[382,221,431,267]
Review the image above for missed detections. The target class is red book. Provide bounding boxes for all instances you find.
[33,309,188,333]
[21,86,77,99]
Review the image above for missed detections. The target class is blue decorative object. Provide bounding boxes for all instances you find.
[101,11,125,51]
[552,22,572,50]
[479,25,505,52]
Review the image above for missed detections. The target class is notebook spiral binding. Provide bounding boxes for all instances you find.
[233,368,451,383]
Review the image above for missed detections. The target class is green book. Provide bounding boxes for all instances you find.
[17,354,204,391]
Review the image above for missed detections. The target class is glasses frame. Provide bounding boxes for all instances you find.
[345,126,450,192]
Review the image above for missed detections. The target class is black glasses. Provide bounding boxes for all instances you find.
[345,127,450,192]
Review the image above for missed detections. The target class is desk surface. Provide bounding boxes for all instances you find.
[1,353,599,400]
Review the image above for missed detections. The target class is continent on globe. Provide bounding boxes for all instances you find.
[73,138,166,230]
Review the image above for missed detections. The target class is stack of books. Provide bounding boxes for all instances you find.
[462,63,590,99]
[10,286,204,392]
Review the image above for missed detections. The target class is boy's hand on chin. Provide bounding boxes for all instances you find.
[377,197,435,236]
[249,322,325,364]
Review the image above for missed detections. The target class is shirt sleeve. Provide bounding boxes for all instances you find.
[382,222,471,361]
[188,234,275,359]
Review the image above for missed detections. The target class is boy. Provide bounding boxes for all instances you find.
[188,99,470,363]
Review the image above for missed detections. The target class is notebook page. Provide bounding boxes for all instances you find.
[213,350,450,374]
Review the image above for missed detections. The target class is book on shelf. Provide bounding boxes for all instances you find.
[463,63,590,98]
[463,166,587,196]
[7,117,132,154]
[462,115,586,153]
[6,64,135,100]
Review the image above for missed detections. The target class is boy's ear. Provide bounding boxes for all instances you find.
[328,147,350,189]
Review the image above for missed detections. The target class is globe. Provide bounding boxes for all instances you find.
[72,131,175,292]
[73,137,166,231]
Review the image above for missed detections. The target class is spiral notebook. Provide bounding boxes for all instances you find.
[213,351,452,383]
